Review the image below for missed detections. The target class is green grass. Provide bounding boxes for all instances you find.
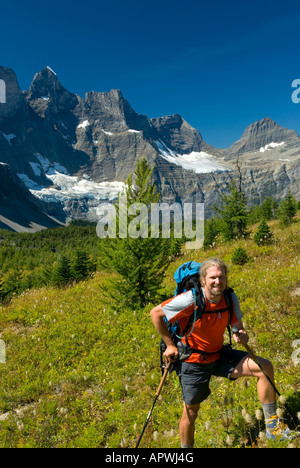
[0,216,299,448]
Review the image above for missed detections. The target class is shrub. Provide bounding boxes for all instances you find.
[231,247,249,265]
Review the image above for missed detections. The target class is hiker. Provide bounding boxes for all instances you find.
[150,257,293,447]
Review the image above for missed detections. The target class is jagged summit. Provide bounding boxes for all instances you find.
[28,66,61,98]
[24,67,78,118]
[225,117,300,158]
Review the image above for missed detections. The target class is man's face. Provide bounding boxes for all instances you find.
[201,266,227,301]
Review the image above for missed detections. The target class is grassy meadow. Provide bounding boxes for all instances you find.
[0,215,299,448]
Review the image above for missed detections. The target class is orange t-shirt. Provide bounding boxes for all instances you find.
[161,289,239,364]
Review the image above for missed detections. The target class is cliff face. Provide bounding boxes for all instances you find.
[0,65,299,230]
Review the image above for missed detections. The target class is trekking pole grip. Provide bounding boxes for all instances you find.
[156,361,171,396]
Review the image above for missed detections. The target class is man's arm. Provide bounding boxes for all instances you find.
[231,319,249,345]
[150,305,179,362]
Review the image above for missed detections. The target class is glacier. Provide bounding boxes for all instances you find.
[156,140,229,174]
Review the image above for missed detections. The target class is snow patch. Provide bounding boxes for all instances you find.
[77,120,90,129]
[102,129,113,136]
[259,142,285,153]
[29,162,42,177]
[34,153,50,172]
[22,165,125,205]
[128,129,141,133]
[46,66,57,76]
[156,140,229,174]
[1,132,16,145]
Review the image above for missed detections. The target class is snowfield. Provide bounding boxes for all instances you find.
[155,140,229,173]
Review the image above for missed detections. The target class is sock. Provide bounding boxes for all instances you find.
[181,441,194,449]
[262,402,277,421]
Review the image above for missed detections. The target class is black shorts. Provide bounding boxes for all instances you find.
[177,347,249,406]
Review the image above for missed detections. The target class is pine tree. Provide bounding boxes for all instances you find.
[53,255,72,286]
[72,250,91,282]
[254,220,274,246]
[231,247,249,265]
[276,191,297,228]
[260,197,277,220]
[203,218,220,249]
[213,181,248,241]
[101,158,172,308]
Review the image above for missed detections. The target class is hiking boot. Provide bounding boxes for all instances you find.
[266,416,296,441]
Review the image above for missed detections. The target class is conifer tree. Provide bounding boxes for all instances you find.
[72,250,91,282]
[254,220,274,246]
[276,191,297,228]
[53,255,72,286]
[101,158,172,308]
[213,181,248,241]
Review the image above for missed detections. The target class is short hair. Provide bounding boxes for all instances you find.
[200,258,228,286]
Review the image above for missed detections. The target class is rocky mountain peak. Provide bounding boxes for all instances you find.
[82,88,149,133]
[25,67,78,117]
[225,117,300,158]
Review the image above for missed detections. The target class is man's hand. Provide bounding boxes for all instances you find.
[164,344,179,363]
[233,328,249,345]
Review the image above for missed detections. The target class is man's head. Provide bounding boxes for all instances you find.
[200,257,228,301]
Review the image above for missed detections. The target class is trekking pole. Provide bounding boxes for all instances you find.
[232,327,298,428]
[135,360,171,448]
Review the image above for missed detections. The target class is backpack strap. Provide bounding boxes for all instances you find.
[223,287,234,347]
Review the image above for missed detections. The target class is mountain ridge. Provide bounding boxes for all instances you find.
[0,65,299,231]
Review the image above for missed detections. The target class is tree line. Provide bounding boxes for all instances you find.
[0,160,298,305]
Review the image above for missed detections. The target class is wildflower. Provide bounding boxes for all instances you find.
[244,413,253,425]
[259,431,267,442]
[153,431,159,441]
[204,421,211,430]
[225,435,234,446]
[278,395,286,405]
[17,422,24,431]
[276,408,285,419]
[255,409,263,421]
[120,437,127,448]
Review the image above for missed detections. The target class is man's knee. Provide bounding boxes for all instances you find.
[184,403,200,423]
[259,358,274,377]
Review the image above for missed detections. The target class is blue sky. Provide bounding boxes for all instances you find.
[1,0,300,148]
